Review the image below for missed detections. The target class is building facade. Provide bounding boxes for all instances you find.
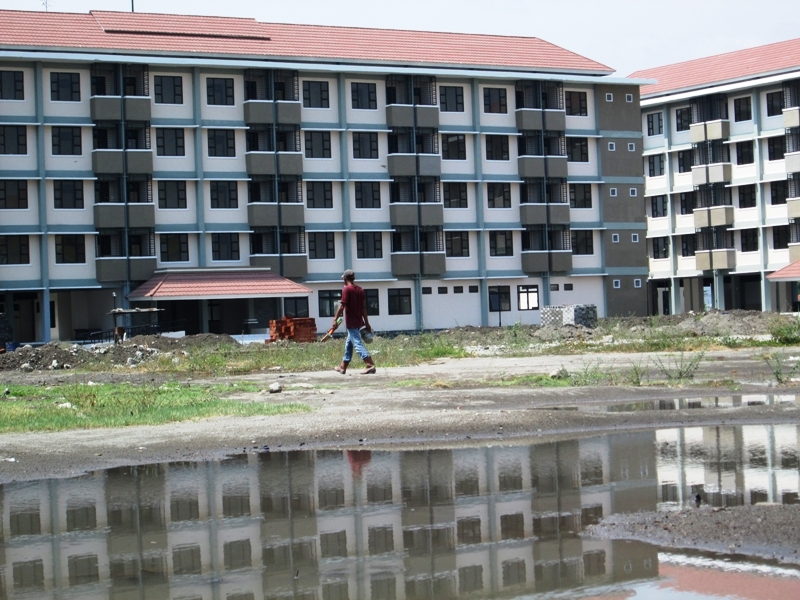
[633,39,800,315]
[0,10,647,343]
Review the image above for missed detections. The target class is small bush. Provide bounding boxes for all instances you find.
[769,316,800,345]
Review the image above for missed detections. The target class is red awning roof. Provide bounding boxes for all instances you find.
[766,261,800,282]
[128,269,311,301]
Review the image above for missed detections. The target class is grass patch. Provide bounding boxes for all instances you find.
[0,381,309,432]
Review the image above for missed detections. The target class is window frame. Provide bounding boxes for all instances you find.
[733,96,752,122]
[439,85,464,112]
[156,128,185,157]
[209,181,239,209]
[517,284,539,311]
[351,82,377,110]
[51,126,82,156]
[489,230,513,257]
[0,70,24,101]
[55,234,86,264]
[154,76,183,105]
[308,231,335,260]
[354,181,381,208]
[483,87,508,114]
[444,231,470,257]
[648,154,665,177]
[157,180,187,209]
[486,182,511,208]
[50,72,80,102]
[675,107,692,132]
[485,135,509,161]
[564,90,587,116]
[569,183,592,209]
[207,129,236,158]
[441,133,466,160]
[0,125,27,155]
[302,80,330,109]
[352,132,379,159]
[646,112,663,136]
[211,232,240,261]
[738,184,756,209]
[387,288,412,315]
[767,136,785,161]
[0,235,30,265]
[740,228,759,252]
[206,77,234,106]
[766,91,784,117]
[306,181,333,209]
[566,137,589,162]
[443,182,468,209]
[304,130,332,159]
[356,231,383,259]
[571,230,594,255]
[736,140,754,165]
[53,180,84,209]
[0,180,28,209]
[160,233,189,262]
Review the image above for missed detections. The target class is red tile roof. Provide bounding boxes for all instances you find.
[128,269,311,300]
[632,37,800,98]
[766,260,800,282]
[0,9,613,74]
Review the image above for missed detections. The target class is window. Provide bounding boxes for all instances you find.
[308,232,335,259]
[469,285,479,293]
[303,81,329,108]
[55,234,85,263]
[741,228,759,252]
[422,287,432,295]
[485,135,509,160]
[632,233,639,243]
[675,107,692,132]
[611,233,620,243]
[677,150,693,173]
[734,140,754,165]
[173,545,201,576]
[646,112,663,136]
[571,230,593,255]
[628,142,636,151]
[487,183,511,208]
[0,180,27,209]
[648,154,664,176]
[441,134,466,160]
[207,129,236,157]
[319,290,342,317]
[156,128,185,156]
[681,234,696,256]
[440,85,464,112]
[483,88,507,113]
[768,136,785,161]
[766,91,784,117]
[52,126,82,155]
[454,286,463,293]
[567,137,588,162]
[284,297,309,318]
[564,283,573,290]
[211,233,240,261]
[305,131,331,159]
[207,77,234,105]
[388,288,412,315]
[353,132,378,159]
[160,233,189,262]
[738,184,756,209]
[445,231,469,257]
[613,279,621,289]
[437,286,448,294]
[609,188,618,197]
[68,555,99,586]
[652,237,669,259]
[443,182,467,208]
[154,75,182,104]
[306,181,333,208]
[771,180,788,205]
[355,181,380,208]
[460,565,484,594]
[565,91,587,116]
[569,184,591,208]
[356,231,382,258]
[550,284,560,292]
[54,180,84,209]
[489,231,513,256]
[680,192,695,214]
[734,96,752,121]
[158,181,187,209]
[605,93,613,102]
[626,93,634,102]
[634,279,642,288]
[608,142,616,151]
[488,285,511,311]
[50,72,80,101]
[209,181,238,208]
[0,125,27,154]
[630,188,638,197]
[774,225,790,249]
[0,70,23,100]
[351,81,378,110]
[0,236,30,264]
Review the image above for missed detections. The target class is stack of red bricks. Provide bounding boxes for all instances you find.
[268,317,318,343]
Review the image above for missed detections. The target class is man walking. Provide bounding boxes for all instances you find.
[333,270,376,374]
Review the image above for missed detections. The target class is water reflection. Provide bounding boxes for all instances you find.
[0,423,798,599]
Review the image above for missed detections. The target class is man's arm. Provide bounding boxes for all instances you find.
[362,294,371,331]
[333,301,345,325]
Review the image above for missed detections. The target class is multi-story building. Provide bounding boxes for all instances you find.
[0,9,647,343]
[633,39,800,314]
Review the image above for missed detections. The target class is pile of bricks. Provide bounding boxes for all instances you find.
[541,304,597,328]
[268,317,318,343]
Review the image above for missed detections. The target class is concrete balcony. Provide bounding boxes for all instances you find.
[549,203,571,224]
[785,151,800,175]
[386,105,414,128]
[543,109,566,132]
[690,123,707,144]
[92,149,123,174]
[415,105,440,128]
[246,152,276,176]
[93,203,125,228]
[124,97,151,122]
[417,154,441,177]
[546,156,568,178]
[96,257,156,282]
[250,254,307,278]
[249,255,279,271]
[520,204,546,225]
[418,203,443,226]
[550,250,572,272]
[127,150,153,174]
[277,152,303,175]
[90,96,121,122]
[788,196,800,219]
[389,203,418,227]
[244,100,274,125]
[705,119,730,141]
[518,156,545,178]
[387,154,417,177]
[692,163,732,186]
[790,243,800,263]
[515,108,543,131]
[280,203,305,227]
[391,252,420,276]
[695,248,736,271]
[128,203,155,228]
[276,101,302,125]
[784,106,800,129]
[521,251,549,273]
[421,252,446,275]
[247,202,278,227]
[693,205,734,229]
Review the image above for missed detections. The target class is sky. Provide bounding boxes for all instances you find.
[3,0,800,77]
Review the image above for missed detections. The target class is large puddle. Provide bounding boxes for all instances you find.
[1,423,799,599]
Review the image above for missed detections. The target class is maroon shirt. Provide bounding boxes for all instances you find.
[340,284,366,330]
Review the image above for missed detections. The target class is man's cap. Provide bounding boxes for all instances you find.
[342,269,355,280]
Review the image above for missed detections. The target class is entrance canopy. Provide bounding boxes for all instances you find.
[128,268,311,301]
[766,261,800,283]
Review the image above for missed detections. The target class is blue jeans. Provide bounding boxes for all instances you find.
[343,327,370,362]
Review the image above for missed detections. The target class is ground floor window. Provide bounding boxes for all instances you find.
[284,297,309,318]
[517,285,539,310]
[365,289,379,316]
[388,288,411,315]
[318,290,342,318]
[488,285,511,312]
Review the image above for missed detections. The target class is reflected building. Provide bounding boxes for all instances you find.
[1,421,798,599]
